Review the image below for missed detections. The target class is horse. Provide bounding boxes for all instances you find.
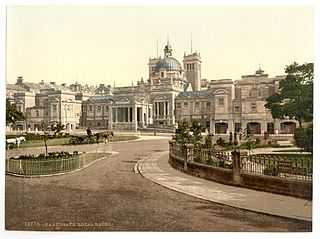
[94,131,114,144]
[6,136,26,150]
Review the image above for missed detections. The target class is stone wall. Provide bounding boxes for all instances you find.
[169,153,312,200]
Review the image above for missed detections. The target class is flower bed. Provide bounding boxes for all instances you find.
[6,151,108,176]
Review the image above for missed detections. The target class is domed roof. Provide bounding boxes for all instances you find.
[155,57,183,72]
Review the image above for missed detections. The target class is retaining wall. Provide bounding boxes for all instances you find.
[169,153,312,200]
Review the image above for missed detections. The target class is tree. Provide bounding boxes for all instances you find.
[41,121,51,156]
[50,122,65,137]
[265,62,313,127]
[190,120,203,162]
[6,99,25,124]
[173,121,190,146]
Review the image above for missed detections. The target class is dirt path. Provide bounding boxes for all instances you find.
[5,139,311,231]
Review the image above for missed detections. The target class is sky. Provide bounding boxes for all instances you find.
[6,4,314,87]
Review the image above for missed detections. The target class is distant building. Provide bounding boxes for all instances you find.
[7,41,299,137]
[7,76,95,131]
[81,42,298,136]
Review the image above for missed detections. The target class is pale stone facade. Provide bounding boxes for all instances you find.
[175,68,299,136]
[7,42,299,136]
[26,88,83,131]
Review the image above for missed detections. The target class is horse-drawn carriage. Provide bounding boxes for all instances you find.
[68,135,95,145]
[68,131,114,145]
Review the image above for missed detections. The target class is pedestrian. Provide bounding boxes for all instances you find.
[95,133,100,144]
[86,128,92,137]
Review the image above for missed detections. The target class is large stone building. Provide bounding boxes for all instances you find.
[7,77,95,131]
[81,42,298,135]
[7,41,299,136]
[81,41,195,131]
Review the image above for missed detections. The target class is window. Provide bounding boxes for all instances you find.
[218,97,224,106]
[206,102,211,108]
[195,102,200,108]
[161,72,164,78]
[184,102,188,107]
[76,113,80,117]
[234,106,240,113]
[36,110,39,117]
[192,63,194,70]
[250,87,262,98]
[97,106,101,112]
[176,103,181,109]
[52,104,57,112]
[83,106,87,112]
[251,103,257,112]
[89,106,93,112]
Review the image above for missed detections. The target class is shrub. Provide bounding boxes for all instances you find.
[255,138,261,145]
[263,165,279,176]
[216,137,226,147]
[294,124,313,153]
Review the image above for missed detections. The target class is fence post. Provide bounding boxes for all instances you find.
[231,150,246,185]
[184,144,194,171]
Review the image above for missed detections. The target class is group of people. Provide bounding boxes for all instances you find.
[86,128,114,144]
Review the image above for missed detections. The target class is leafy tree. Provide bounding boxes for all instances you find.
[190,120,203,144]
[190,120,203,162]
[294,123,313,153]
[6,99,25,124]
[173,121,190,146]
[265,62,313,127]
[50,122,65,137]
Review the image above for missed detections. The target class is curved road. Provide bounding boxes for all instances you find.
[5,138,311,231]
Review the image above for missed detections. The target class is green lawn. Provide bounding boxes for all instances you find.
[6,135,140,149]
[249,154,312,173]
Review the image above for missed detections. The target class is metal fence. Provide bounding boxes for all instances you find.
[5,144,113,176]
[169,141,312,182]
[242,154,312,181]
[195,148,233,169]
[6,143,113,159]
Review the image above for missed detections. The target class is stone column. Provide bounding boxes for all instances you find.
[146,105,149,127]
[133,106,137,131]
[109,107,113,130]
[141,105,145,128]
[127,107,130,122]
[157,102,160,117]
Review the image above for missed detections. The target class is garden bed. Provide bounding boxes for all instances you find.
[6,151,109,176]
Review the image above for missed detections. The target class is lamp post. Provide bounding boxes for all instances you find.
[153,114,157,136]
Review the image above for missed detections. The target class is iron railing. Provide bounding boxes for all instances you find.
[242,154,312,181]
[169,141,312,181]
[6,144,112,176]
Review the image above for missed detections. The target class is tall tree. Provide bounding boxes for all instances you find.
[265,62,313,127]
[6,99,25,124]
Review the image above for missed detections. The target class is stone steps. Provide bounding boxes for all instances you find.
[277,140,294,147]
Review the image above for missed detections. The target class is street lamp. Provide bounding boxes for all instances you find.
[153,114,157,136]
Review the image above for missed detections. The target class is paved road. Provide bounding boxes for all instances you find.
[5,138,311,231]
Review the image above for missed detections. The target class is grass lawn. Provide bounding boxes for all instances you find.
[7,135,140,149]
[249,153,312,173]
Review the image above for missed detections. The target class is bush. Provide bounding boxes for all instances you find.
[255,138,261,145]
[294,124,313,153]
[216,137,226,147]
[263,165,279,176]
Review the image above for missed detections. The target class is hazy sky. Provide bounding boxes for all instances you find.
[6,5,314,86]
